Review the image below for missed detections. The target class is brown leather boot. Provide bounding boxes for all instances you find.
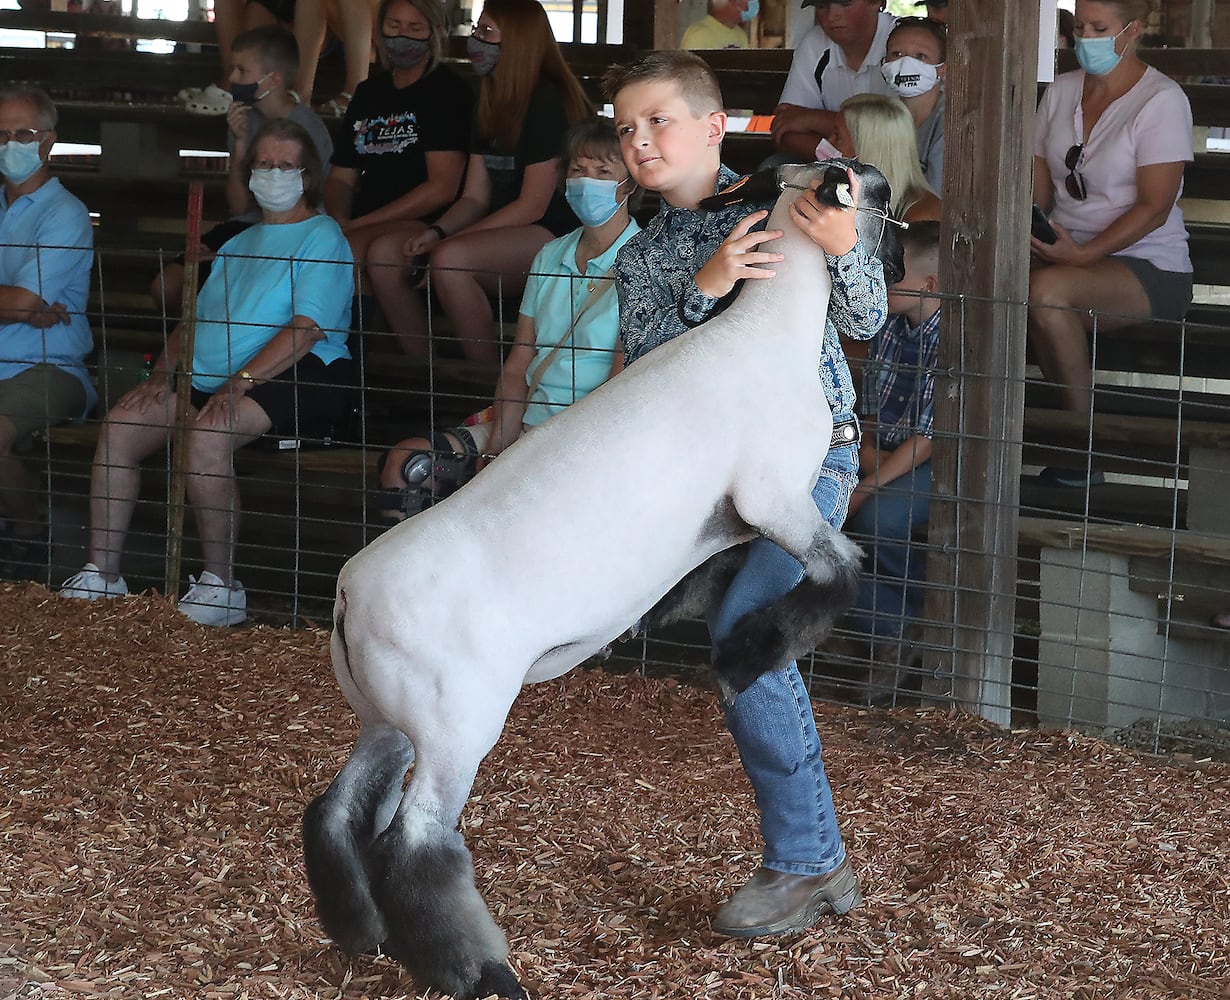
[713,858,863,938]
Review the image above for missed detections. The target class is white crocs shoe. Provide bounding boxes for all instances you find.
[178,571,247,627]
[61,563,129,601]
[180,82,233,115]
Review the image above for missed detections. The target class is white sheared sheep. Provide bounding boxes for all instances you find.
[303,160,904,1000]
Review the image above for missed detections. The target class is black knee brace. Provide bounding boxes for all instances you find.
[377,430,479,520]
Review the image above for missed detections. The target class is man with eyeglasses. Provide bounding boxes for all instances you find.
[0,84,95,577]
[772,0,896,161]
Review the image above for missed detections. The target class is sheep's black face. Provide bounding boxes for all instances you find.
[809,159,906,286]
[702,161,907,286]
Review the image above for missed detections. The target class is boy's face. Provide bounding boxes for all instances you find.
[229,50,278,95]
[613,79,724,199]
[886,245,937,321]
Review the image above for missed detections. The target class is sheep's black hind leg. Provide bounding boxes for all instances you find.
[303,723,414,956]
[637,545,748,635]
[716,516,863,695]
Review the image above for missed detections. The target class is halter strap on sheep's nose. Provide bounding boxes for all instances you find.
[779,180,909,256]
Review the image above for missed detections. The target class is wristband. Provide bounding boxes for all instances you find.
[238,369,256,384]
[428,223,448,241]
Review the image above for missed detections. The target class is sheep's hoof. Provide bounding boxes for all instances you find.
[472,960,529,1000]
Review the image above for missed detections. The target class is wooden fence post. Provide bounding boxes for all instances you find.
[165,181,203,600]
[922,0,1039,726]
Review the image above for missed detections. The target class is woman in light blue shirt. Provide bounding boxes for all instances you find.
[376,119,639,524]
[62,120,355,626]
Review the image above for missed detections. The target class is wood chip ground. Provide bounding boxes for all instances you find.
[1,582,1227,999]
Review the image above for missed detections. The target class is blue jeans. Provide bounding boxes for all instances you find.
[710,443,859,875]
[844,460,932,650]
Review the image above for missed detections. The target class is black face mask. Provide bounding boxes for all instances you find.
[383,34,431,70]
[230,72,273,106]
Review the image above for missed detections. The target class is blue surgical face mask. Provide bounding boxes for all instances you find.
[0,139,45,185]
[467,35,501,76]
[741,0,760,23]
[1074,23,1130,76]
[249,167,305,213]
[230,72,274,106]
[565,176,628,228]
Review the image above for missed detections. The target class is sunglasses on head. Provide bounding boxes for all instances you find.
[1064,143,1087,201]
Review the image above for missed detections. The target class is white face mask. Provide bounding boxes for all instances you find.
[249,167,304,212]
[880,56,942,98]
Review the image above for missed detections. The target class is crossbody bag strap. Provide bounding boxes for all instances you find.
[524,268,615,402]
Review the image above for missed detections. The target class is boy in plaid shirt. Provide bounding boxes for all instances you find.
[846,221,940,677]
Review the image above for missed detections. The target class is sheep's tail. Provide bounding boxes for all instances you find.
[368,809,528,1000]
[712,525,863,695]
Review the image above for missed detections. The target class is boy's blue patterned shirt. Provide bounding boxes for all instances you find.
[860,306,941,449]
[614,164,888,421]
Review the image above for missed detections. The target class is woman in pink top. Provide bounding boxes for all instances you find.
[1028,0,1192,488]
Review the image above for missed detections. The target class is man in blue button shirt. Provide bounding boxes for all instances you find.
[0,84,95,570]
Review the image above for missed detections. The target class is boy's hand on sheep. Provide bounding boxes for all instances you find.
[789,168,860,257]
[694,210,785,299]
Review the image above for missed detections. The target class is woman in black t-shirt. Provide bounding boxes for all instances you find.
[323,0,473,278]
[367,0,592,363]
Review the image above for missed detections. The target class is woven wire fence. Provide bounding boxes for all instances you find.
[5,238,1230,758]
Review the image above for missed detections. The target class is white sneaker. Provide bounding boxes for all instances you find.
[178,571,247,626]
[61,563,129,601]
[179,82,232,115]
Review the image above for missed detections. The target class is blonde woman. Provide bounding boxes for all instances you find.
[828,92,941,224]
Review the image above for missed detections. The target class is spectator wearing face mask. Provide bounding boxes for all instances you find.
[374,118,640,526]
[152,26,335,315]
[62,120,355,626]
[325,0,475,290]
[681,0,757,50]
[0,84,94,577]
[1029,0,1192,489]
[880,15,945,193]
[365,0,593,363]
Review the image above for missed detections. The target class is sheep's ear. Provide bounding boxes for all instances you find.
[697,167,782,211]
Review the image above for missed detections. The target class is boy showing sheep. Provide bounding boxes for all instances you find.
[607,51,890,938]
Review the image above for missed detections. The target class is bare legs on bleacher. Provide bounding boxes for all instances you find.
[294,0,379,110]
[1027,257,1152,415]
[88,394,268,585]
[367,224,554,365]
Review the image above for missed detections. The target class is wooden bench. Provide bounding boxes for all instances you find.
[1018,516,1230,733]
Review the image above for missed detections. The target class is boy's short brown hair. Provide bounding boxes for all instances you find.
[602,51,723,118]
[232,25,301,82]
[899,220,940,274]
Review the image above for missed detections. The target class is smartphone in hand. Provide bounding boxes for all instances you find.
[1032,204,1058,244]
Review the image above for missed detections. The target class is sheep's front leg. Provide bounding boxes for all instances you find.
[717,491,863,694]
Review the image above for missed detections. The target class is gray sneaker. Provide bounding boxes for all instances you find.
[178,571,246,627]
[61,563,129,601]
[713,857,863,938]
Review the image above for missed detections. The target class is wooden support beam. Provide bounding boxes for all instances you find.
[923,0,1039,726]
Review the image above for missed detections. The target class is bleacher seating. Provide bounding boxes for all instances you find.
[5,16,1230,667]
